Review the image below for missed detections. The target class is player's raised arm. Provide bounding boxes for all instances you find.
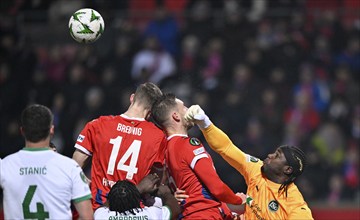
[192,155,243,205]
[185,105,252,177]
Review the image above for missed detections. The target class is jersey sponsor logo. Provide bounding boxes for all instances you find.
[246,154,259,163]
[102,177,116,187]
[189,137,201,146]
[193,147,205,156]
[77,134,85,142]
[268,200,279,212]
[245,195,254,206]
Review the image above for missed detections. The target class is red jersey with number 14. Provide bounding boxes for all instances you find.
[74,114,166,210]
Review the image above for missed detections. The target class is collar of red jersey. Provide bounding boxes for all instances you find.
[120,114,145,121]
[167,134,188,141]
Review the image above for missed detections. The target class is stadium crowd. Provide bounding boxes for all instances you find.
[0,0,359,207]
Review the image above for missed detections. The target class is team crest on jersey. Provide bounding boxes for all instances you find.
[77,135,85,143]
[80,171,88,184]
[246,154,259,163]
[189,137,201,146]
[268,200,279,212]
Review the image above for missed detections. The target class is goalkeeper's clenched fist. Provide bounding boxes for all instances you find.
[184,105,212,129]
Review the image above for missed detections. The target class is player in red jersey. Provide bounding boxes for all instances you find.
[72,82,167,210]
[151,93,245,220]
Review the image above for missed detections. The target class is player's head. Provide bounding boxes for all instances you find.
[131,82,163,113]
[20,104,54,143]
[151,93,192,131]
[107,180,142,215]
[262,145,307,196]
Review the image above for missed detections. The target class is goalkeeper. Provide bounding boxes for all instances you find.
[185,105,313,220]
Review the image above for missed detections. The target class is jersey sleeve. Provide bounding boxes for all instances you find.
[181,139,209,170]
[288,203,314,220]
[94,207,110,219]
[201,124,262,184]
[161,206,171,220]
[181,138,242,205]
[144,206,171,220]
[194,157,243,204]
[74,119,98,156]
[70,160,92,203]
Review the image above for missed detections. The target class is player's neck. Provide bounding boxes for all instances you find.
[25,138,51,149]
[263,169,287,184]
[165,125,187,137]
[124,105,148,119]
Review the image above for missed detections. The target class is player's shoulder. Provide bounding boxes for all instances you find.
[287,183,307,202]
[1,151,21,163]
[52,153,81,168]
[94,115,117,123]
[174,136,203,148]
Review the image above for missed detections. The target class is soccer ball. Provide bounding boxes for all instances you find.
[68,8,105,43]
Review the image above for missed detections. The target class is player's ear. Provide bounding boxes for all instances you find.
[284,165,293,175]
[50,125,55,137]
[130,93,135,104]
[172,112,180,122]
[20,126,24,135]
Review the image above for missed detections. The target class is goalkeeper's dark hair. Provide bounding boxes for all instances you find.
[150,93,177,129]
[107,180,142,215]
[133,82,163,111]
[278,145,307,197]
[21,104,53,142]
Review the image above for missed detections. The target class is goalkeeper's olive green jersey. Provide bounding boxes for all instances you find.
[202,124,314,220]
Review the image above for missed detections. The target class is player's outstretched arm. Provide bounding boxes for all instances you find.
[194,157,243,205]
[185,105,235,154]
[185,105,248,175]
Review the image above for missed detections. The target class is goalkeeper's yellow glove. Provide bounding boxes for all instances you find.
[184,105,212,129]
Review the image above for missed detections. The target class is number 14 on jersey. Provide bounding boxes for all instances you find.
[107,136,141,179]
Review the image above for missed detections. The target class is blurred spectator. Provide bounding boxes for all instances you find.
[131,36,176,85]
[143,4,180,56]
[293,63,331,112]
[331,65,360,106]
[183,0,215,44]
[255,87,284,144]
[335,36,360,76]
[45,45,69,83]
[284,90,320,145]
[178,34,200,80]
[200,37,224,90]
[221,0,254,78]
[328,173,344,205]
[311,122,346,167]
[241,117,278,159]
